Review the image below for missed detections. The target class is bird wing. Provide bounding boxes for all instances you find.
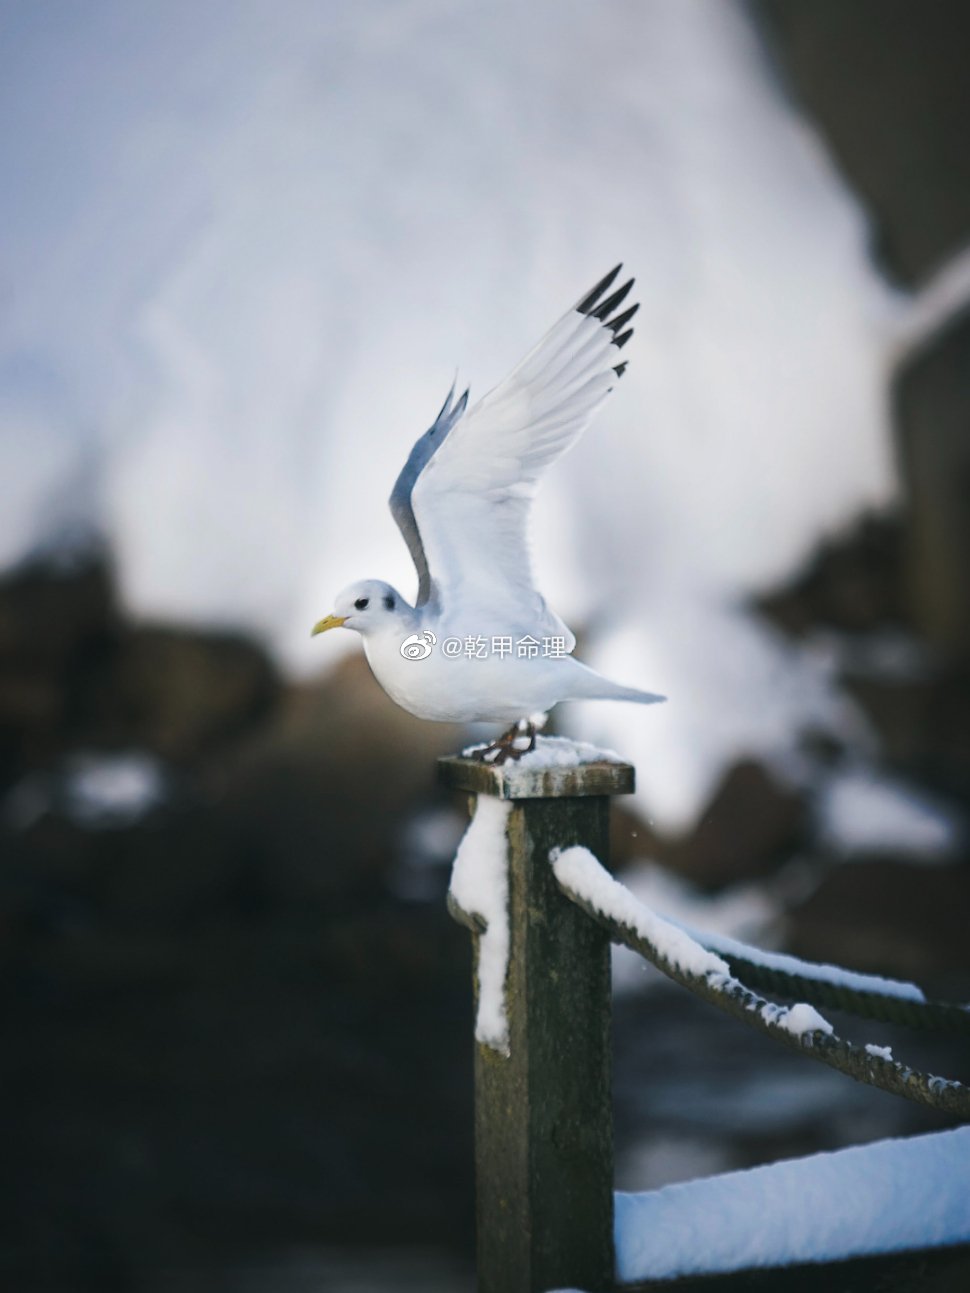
[407,265,638,638]
[388,381,468,607]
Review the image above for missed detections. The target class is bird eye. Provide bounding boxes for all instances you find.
[354,597,369,610]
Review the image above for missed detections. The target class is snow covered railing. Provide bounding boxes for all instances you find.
[672,921,970,1037]
[441,738,970,1293]
[553,846,970,1119]
[614,1127,970,1286]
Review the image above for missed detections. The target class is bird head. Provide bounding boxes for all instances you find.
[311,579,404,638]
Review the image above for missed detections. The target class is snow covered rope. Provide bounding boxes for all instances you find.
[680,925,970,1036]
[552,847,970,1120]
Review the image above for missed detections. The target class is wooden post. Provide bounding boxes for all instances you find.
[439,753,635,1293]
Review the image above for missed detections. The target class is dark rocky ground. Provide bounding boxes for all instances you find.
[1,517,968,1291]
[0,544,477,1291]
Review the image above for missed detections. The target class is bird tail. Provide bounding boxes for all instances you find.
[567,661,666,706]
[597,681,666,705]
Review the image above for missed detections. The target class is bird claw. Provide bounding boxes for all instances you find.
[473,719,537,765]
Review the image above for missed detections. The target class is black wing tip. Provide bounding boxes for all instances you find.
[576,263,622,314]
[608,303,638,335]
[576,265,639,367]
[592,278,633,321]
[576,261,638,374]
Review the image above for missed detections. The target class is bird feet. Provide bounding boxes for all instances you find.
[474,718,539,766]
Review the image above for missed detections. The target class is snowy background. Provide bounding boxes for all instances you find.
[1,0,908,826]
[3,1,970,1290]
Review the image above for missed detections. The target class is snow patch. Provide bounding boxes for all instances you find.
[66,753,166,826]
[615,1126,970,1280]
[461,734,622,768]
[448,797,512,1053]
[4,751,168,831]
[513,735,623,769]
[865,1042,894,1061]
[677,921,927,1003]
[816,767,961,860]
[761,1001,834,1038]
[551,846,729,981]
[612,861,778,993]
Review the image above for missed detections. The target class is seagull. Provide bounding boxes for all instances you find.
[312,265,664,761]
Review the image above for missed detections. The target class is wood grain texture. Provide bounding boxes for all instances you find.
[441,751,626,1293]
[438,754,634,800]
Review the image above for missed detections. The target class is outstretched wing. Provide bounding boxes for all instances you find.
[408,265,638,633]
[388,381,468,606]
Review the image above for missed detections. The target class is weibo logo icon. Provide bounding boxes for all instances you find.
[400,630,437,661]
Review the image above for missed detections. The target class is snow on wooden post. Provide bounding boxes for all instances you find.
[440,746,635,1293]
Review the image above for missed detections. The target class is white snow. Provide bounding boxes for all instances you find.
[761,1001,834,1038]
[816,766,962,860]
[620,861,779,944]
[571,600,867,832]
[552,848,952,1086]
[672,918,928,1003]
[813,628,933,682]
[551,846,730,981]
[448,797,512,1053]
[0,0,912,831]
[615,1126,970,1280]
[866,1042,894,1061]
[513,735,624,770]
[65,752,167,827]
[461,734,622,768]
[3,751,167,831]
[611,860,778,994]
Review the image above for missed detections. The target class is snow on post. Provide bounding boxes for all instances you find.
[441,737,634,1293]
[448,795,513,1052]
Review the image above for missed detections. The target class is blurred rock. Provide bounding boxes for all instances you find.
[0,545,118,784]
[784,859,970,986]
[0,566,477,1286]
[0,544,284,777]
[665,760,806,891]
[1,661,464,929]
[753,0,970,285]
[0,914,475,1288]
[755,512,905,637]
[216,653,463,905]
[0,542,468,930]
[894,309,970,662]
[845,668,970,802]
[0,542,116,665]
[105,624,281,761]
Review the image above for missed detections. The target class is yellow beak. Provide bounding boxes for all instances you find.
[311,614,348,637]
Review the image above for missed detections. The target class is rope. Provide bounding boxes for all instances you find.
[677,930,970,1029]
[555,869,970,1120]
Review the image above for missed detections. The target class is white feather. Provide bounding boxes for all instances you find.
[411,302,623,645]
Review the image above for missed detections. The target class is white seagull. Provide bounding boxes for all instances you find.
[312,266,665,761]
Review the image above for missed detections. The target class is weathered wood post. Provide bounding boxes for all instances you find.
[439,752,635,1293]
